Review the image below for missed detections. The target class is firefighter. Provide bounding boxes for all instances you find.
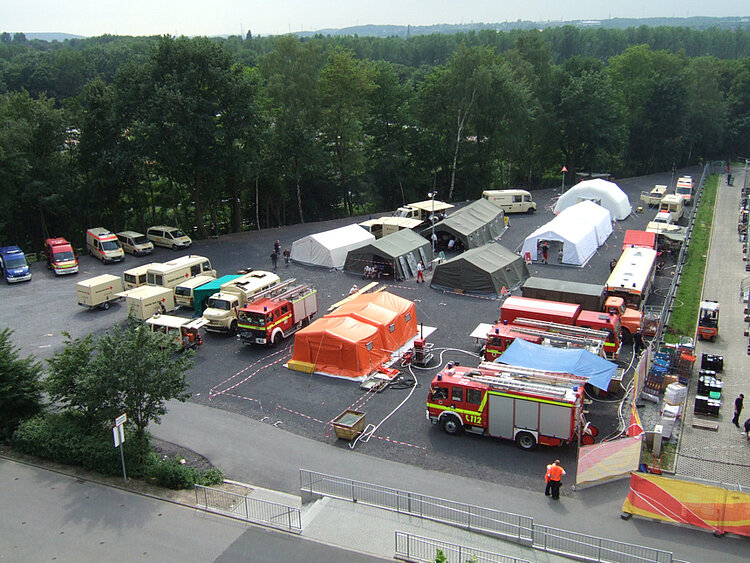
[545,460,566,500]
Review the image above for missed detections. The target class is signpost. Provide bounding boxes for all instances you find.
[113,413,127,483]
[561,166,568,195]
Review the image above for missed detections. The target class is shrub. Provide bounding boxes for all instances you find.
[145,457,224,489]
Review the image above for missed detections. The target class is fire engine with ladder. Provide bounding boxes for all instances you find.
[237,279,318,346]
[482,318,609,361]
[426,362,597,450]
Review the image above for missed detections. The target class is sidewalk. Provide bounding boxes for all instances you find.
[674,166,750,485]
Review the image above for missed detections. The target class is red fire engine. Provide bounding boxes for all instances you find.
[426,363,597,450]
[237,281,318,346]
[483,318,608,361]
[500,296,621,358]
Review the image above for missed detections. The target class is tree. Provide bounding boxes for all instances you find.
[0,328,44,440]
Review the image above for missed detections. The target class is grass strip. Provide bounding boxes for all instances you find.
[665,175,718,342]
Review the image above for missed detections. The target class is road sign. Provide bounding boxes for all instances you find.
[112,424,125,447]
[115,413,127,427]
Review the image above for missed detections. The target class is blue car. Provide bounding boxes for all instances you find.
[0,246,32,283]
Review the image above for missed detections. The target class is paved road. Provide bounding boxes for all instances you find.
[0,458,385,562]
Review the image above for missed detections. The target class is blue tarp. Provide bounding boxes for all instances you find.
[495,338,618,390]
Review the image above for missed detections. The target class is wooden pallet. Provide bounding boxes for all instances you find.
[691,419,719,431]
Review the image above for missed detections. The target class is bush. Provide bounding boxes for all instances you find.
[12,412,149,477]
[145,456,224,489]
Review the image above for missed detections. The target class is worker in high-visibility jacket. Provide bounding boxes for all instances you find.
[545,460,566,500]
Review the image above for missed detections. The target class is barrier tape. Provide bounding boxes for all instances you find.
[221,391,263,407]
[210,347,292,398]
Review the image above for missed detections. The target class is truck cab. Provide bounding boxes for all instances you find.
[0,246,31,283]
[658,194,684,223]
[484,323,543,361]
[45,237,79,275]
[640,185,667,207]
[675,176,694,206]
[481,189,536,213]
[604,296,642,343]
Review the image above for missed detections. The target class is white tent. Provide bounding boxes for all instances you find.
[554,179,632,220]
[521,214,600,266]
[558,200,613,245]
[291,224,375,269]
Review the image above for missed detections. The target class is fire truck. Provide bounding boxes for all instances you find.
[237,280,318,346]
[500,296,621,358]
[426,363,596,450]
[482,318,608,361]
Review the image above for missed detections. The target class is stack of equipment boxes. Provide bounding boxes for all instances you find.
[694,354,723,417]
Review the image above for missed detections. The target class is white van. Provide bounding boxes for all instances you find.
[481,189,536,213]
[147,255,216,290]
[117,230,154,256]
[122,262,161,290]
[174,275,215,308]
[146,225,192,250]
[658,194,684,223]
[86,228,124,264]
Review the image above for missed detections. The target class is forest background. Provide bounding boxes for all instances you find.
[1,25,750,249]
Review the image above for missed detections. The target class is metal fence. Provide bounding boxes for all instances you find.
[394,531,530,563]
[300,469,533,544]
[194,484,302,533]
[533,525,672,563]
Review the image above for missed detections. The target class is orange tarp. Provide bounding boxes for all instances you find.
[623,472,750,537]
[327,291,418,354]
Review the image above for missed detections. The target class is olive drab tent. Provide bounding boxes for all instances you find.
[430,243,529,296]
[291,224,375,269]
[343,229,433,280]
[421,198,506,251]
[554,178,632,220]
[287,291,419,381]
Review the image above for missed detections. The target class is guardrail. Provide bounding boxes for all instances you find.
[394,531,530,563]
[300,469,533,544]
[195,484,302,533]
[302,470,676,563]
[533,524,672,563]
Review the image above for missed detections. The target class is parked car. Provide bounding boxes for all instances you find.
[117,230,154,256]
[147,226,192,250]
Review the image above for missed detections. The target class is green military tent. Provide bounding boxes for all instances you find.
[421,198,505,251]
[430,243,529,296]
[343,228,433,281]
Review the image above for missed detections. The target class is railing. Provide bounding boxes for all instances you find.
[194,484,302,533]
[394,531,530,563]
[302,470,676,563]
[533,525,672,563]
[300,469,533,544]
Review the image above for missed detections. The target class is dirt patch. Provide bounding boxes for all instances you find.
[0,439,249,506]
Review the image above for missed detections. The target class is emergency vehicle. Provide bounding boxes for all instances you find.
[500,296,621,358]
[45,237,79,275]
[237,280,318,346]
[427,363,596,450]
[482,319,608,361]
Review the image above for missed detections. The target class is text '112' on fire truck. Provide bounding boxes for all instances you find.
[426,362,597,450]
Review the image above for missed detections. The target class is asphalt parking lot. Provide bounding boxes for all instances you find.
[0,167,700,491]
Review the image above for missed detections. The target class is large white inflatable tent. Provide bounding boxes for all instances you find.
[558,200,613,245]
[554,178,632,220]
[291,224,375,269]
[521,214,600,266]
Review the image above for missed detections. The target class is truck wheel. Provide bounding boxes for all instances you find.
[441,416,462,435]
[229,320,238,335]
[527,207,535,214]
[101,302,110,311]
[515,432,537,450]
[172,244,178,250]
[620,328,632,345]
[710,335,716,342]
[271,332,282,347]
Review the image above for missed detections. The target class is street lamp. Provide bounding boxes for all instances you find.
[428,191,437,251]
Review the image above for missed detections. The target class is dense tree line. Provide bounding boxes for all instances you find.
[1,27,750,249]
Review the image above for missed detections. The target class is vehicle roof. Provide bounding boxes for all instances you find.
[503,296,581,316]
[148,225,186,232]
[123,262,161,275]
[87,227,117,238]
[148,255,208,273]
[405,200,455,212]
[482,189,531,196]
[175,275,215,289]
[76,274,121,287]
[117,230,147,238]
[120,285,172,297]
[661,194,683,203]
[0,245,23,255]
[145,314,192,329]
[606,247,657,291]
[45,237,71,247]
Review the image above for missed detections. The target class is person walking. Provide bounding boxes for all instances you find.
[610,258,617,272]
[270,250,278,272]
[733,394,744,428]
[541,244,548,264]
[274,239,281,255]
[544,460,565,500]
[283,248,291,266]
[416,261,425,283]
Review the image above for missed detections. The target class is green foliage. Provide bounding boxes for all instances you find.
[0,328,44,440]
[666,175,718,340]
[144,457,224,490]
[434,548,447,563]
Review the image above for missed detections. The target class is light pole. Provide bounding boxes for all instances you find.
[560,166,568,195]
[428,191,437,252]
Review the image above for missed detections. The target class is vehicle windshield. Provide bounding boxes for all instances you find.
[133,235,149,244]
[54,250,75,262]
[171,230,187,238]
[207,298,231,311]
[4,256,27,269]
[247,313,265,326]
[676,186,690,194]
[124,274,136,285]
[102,240,120,251]
[175,287,190,297]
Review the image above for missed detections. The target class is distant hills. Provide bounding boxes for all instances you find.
[23,32,85,41]
[294,16,750,38]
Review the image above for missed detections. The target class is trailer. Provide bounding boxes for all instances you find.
[426,363,595,450]
[76,274,124,310]
[116,285,175,320]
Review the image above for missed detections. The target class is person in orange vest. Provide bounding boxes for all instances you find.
[545,459,566,500]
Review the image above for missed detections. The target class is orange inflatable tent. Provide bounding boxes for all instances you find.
[327,291,418,355]
[288,316,390,381]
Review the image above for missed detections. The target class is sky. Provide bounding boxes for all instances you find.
[1,0,748,37]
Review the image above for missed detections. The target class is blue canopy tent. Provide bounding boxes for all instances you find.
[495,338,618,390]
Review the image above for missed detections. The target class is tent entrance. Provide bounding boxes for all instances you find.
[537,239,564,263]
